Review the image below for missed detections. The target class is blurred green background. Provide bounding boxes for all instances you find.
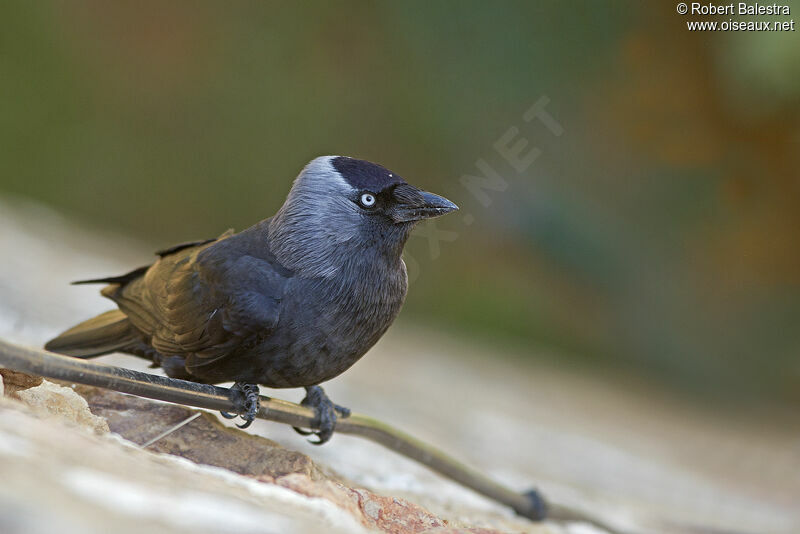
[1,1,798,406]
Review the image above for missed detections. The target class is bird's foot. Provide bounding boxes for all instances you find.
[220,382,260,429]
[292,385,350,445]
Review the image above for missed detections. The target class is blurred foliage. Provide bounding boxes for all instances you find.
[1,1,799,405]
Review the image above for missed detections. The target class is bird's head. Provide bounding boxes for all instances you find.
[269,156,458,277]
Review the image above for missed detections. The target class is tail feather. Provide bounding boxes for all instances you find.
[45,309,137,358]
[71,265,150,286]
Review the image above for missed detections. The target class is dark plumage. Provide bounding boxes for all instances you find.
[45,156,458,442]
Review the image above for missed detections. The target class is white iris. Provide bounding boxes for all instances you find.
[360,193,376,207]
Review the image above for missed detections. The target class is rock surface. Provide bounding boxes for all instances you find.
[79,386,325,480]
[0,393,368,534]
[1,381,528,534]
[0,368,42,396]
[15,380,110,434]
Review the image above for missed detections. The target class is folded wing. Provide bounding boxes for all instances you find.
[101,230,291,367]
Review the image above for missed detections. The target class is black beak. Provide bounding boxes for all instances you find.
[392,189,459,223]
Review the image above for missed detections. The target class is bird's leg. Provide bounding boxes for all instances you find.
[292,385,350,445]
[220,382,260,429]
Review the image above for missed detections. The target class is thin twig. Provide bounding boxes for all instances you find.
[140,412,202,448]
[0,338,624,532]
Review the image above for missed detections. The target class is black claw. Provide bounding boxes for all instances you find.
[311,407,335,445]
[221,382,260,429]
[293,385,349,445]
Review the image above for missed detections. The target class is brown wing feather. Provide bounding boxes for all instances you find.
[103,228,289,364]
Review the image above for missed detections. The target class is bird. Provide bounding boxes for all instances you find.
[45,156,458,444]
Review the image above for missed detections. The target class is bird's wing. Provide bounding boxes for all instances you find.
[153,229,233,258]
[103,231,290,361]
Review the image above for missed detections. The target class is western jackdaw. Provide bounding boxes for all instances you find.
[45,156,458,443]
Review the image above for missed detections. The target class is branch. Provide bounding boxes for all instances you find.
[0,338,620,531]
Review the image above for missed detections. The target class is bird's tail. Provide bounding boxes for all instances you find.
[45,309,137,358]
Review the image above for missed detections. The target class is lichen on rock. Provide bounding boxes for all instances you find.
[13,379,109,434]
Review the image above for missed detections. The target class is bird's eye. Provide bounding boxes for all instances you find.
[359,193,376,208]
